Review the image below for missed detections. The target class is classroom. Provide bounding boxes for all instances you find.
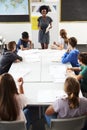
[0,0,87,130]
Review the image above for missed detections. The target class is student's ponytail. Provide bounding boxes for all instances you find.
[64,77,80,109]
[68,92,79,109]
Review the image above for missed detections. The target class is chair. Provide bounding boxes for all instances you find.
[50,115,87,130]
[0,120,27,130]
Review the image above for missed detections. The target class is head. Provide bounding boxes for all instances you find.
[64,77,80,109]
[39,5,49,16]
[0,73,18,95]
[60,29,68,44]
[0,73,19,121]
[7,41,16,52]
[68,37,77,48]
[60,29,67,38]
[78,52,87,65]
[22,31,29,42]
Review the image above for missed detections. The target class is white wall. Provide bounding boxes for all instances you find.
[59,22,87,44]
[0,23,32,44]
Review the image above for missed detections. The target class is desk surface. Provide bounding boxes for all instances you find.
[9,49,82,105]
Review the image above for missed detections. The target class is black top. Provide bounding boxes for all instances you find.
[0,51,22,75]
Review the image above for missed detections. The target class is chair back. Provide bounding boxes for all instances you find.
[51,115,87,130]
[0,120,26,130]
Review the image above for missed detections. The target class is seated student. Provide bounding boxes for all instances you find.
[0,73,32,130]
[51,29,68,50]
[66,52,87,97]
[0,41,22,75]
[61,37,80,74]
[45,77,87,128]
[17,31,33,51]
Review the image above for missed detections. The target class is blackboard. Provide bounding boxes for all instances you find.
[61,0,87,21]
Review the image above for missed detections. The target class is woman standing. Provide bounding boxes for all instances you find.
[38,5,53,49]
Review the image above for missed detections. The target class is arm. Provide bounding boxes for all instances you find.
[67,67,81,72]
[49,22,52,29]
[13,52,23,62]
[20,45,29,51]
[51,42,63,50]
[68,73,83,81]
[45,105,55,116]
[28,39,33,49]
[66,67,83,80]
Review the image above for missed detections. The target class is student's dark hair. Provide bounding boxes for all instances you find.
[78,52,87,65]
[64,77,80,109]
[68,37,77,47]
[7,41,16,51]
[0,73,19,121]
[22,31,29,39]
[60,29,68,44]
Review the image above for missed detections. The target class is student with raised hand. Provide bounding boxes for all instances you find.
[38,5,53,49]
[17,31,33,51]
[0,73,32,130]
[0,41,22,75]
[45,77,87,127]
[51,29,68,50]
[66,52,87,97]
[61,37,80,74]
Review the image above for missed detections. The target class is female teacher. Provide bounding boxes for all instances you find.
[38,5,53,49]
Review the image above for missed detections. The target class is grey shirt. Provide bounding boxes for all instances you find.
[53,97,87,118]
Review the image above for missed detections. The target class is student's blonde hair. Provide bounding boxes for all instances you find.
[60,29,68,44]
[64,77,80,109]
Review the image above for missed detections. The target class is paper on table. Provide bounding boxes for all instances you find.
[45,25,50,33]
[9,63,31,80]
[49,64,67,82]
[24,54,40,62]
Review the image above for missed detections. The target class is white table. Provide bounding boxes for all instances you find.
[9,49,82,106]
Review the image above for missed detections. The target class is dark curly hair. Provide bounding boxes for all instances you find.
[39,5,50,14]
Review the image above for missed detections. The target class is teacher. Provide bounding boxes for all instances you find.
[38,5,53,49]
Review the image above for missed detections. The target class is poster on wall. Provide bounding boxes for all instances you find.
[0,0,30,22]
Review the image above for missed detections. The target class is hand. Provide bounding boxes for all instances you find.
[17,77,23,87]
[17,77,24,94]
[53,41,56,45]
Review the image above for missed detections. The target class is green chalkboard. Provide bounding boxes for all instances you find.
[61,0,87,21]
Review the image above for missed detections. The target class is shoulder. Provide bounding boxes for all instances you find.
[38,16,42,21]
[18,39,22,44]
[47,16,53,21]
[53,97,68,107]
[80,97,87,106]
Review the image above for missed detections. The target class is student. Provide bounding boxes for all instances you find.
[51,29,68,50]
[17,31,33,51]
[66,52,87,97]
[0,73,32,130]
[0,41,22,75]
[45,77,87,127]
[61,37,80,74]
[38,5,53,49]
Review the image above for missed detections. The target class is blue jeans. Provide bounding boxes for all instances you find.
[23,108,32,130]
[45,113,57,127]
